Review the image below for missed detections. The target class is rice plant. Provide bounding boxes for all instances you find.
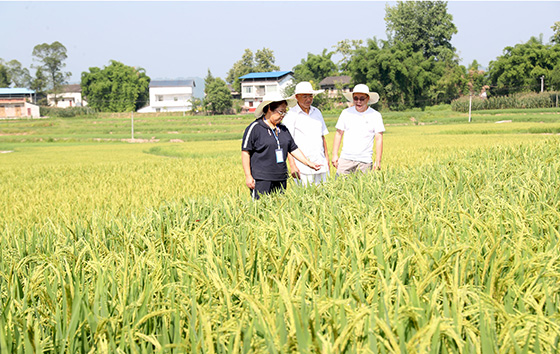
[1,125,559,352]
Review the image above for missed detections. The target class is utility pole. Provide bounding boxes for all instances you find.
[540,76,545,93]
[468,94,472,123]
[131,111,134,139]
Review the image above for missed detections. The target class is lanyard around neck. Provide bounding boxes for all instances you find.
[263,118,280,149]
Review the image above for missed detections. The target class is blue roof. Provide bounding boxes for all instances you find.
[239,71,293,80]
[0,88,35,95]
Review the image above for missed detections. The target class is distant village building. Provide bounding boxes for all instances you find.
[319,75,352,98]
[138,79,196,113]
[47,84,87,108]
[0,88,40,118]
[240,71,294,113]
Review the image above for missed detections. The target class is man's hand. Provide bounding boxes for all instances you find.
[331,155,339,169]
[291,168,301,179]
[308,163,322,171]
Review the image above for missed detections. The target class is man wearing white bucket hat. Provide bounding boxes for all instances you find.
[241,92,322,200]
[331,84,385,174]
[283,81,330,186]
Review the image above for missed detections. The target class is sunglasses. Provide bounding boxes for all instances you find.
[353,96,369,102]
[274,110,287,116]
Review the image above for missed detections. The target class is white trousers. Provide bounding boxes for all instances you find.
[295,172,328,186]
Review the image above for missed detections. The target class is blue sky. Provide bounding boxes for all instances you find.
[1,1,559,84]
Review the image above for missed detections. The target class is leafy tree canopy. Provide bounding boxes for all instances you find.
[385,0,457,61]
[487,36,560,95]
[332,39,363,74]
[226,48,280,92]
[30,67,49,105]
[204,77,232,115]
[5,60,31,87]
[226,49,254,93]
[81,60,150,112]
[204,68,216,90]
[292,49,337,83]
[551,21,560,44]
[32,41,70,95]
[254,48,280,73]
[347,38,468,110]
[0,61,10,87]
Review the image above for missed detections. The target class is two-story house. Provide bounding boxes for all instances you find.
[138,79,196,113]
[0,88,40,118]
[240,71,294,112]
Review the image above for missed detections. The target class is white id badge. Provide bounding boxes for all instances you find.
[275,148,284,163]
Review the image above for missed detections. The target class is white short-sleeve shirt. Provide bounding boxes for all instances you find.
[282,104,329,174]
[335,106,385,163]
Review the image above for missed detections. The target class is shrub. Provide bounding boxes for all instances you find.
[40,106,97,117]
[451,92,559,112]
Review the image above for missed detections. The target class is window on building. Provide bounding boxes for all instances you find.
[174,97,178,101]
[157,95,163,101]
[266,85,278,94]
[244,86,252,94]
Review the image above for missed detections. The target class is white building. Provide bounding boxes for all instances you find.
[0,88,40,118]
[47,84,87,108]
[138,80,196,113]
[239,71,294,113]
[319,75,352,98]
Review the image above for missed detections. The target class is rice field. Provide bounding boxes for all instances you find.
[1,113,559,353]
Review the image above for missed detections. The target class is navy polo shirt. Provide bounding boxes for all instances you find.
[242,118,298,181]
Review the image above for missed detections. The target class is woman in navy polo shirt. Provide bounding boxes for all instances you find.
[242,93,321,200]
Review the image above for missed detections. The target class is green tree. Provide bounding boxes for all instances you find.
[385,1,457,61]
[465,60,487,95]
[226,48,280,92]
[227,49,254,93]
[292,49,337,83]
[430,63,468,104]
[32,41,71,102]
[333,39,363,74]
[551,21,560,44]
[205,68,216,88]
[81,60,150,112]
[550,64,560,91]
[254,48,280,72]
[0,62,10,87]
[30,67,49,105]
[189,97,202,113]
[204,77,232,115]
[6,60,31,87]
[487,36,560,95]
[348,39,439,110]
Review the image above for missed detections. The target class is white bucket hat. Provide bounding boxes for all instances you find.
[343,84,380,104]
[290,81,324,99]
[254,92,296,118]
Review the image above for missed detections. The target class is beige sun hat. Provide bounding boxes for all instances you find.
[289,81,325,99]
[254,92,296,118]
[343,84,380,104]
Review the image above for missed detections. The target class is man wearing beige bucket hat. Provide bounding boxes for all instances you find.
[283,81,330,186]
[331,84,385,174]
[241,92,322,200]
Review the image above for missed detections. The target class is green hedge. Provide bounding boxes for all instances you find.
[40,106,97,118]
[452,92,560,112]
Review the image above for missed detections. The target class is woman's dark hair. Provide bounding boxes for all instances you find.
[262,100,287,115]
